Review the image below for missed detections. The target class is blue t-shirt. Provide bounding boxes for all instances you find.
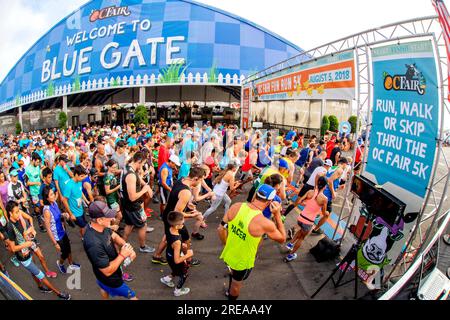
[127,137,137,147]
[63,179,83,218]
[263,195,281,219]
[178,162,191,180]
[286,131,296,141]
[53,165,71,195]
[19,139,31,148]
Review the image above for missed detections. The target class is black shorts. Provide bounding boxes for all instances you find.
[298,184,314,198]
[74,214,87,228]
[230,268,253,282]
[159,186,170,205]
[167,257,189,277]
[57,234,71,260]
[247,185,257,202]
[123,208,146,228]
[327,200,333,213]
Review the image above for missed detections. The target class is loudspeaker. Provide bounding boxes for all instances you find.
[310,237,340,263]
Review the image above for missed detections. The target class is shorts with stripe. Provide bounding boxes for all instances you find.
[159,186,170,205]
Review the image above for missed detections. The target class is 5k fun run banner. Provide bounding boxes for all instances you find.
[252,50,356,101]
[358,39,440,282]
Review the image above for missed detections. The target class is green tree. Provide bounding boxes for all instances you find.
[133,105,149,126]
[348,115,358,134]
[58,111,68,130]
[15,122,22,135]
[321,115,330,136]
[328,115,339,132]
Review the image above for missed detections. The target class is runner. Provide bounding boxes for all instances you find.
[120,152,155,254]
[284,176,329,262]
[218,184,286,300]
[83,200,137,300]
[42,186,81,273]
[3,201,70,299]
[158,154,181,215]
[152,166,206,265]
[160,211,193,296]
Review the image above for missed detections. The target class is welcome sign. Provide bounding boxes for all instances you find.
[0,0,301,112]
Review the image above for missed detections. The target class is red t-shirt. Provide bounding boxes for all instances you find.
[205,156,216,179]
[158,145,170,170]
[326,140,336,159]
[355,146,362,163]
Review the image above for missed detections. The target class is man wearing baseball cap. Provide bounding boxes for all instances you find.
[83,201,138,300]
[218,184,286,300]
[156,154,181,224]
[53,154,73,197]
[284,159,333,218]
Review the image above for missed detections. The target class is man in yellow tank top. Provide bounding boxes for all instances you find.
[217,184,286,300]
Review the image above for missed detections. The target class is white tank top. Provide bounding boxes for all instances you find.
[213,177,230,197]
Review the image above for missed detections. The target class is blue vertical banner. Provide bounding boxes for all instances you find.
[365,40,439,199]
[356,40,441,282]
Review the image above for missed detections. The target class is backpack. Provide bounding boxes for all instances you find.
[309,237,340,262]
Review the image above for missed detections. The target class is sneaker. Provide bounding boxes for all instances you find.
[10,256,20,267]
[443,234,450,246]
[38,225,47,233]
[284,253,298,262]
[174,287,190,297]
[189,258,201,267]
[152,256,168,265]
[263,234,268,240]
[69,263,81,270]
[152,196,160,204]
[146,227,155,233]
[38,286,52,293]
[46,271,57,278]
[160,276,175,288]
[122,272,134,282]
[191,233,205,240]
[200,223,208,229]
[57,292,71,300]
[281,215,286,223]
[286,242,294,251]
[139,245,156,253]
[57,260,67,274]
[312,228,323,235]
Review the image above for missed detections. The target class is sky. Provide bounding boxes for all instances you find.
[0,0,447,128]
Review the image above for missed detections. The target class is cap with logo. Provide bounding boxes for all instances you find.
[256,184,277,201]
[89,201,117,219]
[324,159,333,167]
[278,158,289,169]
[9,169,19,177]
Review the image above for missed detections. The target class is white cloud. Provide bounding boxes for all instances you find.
[0,0,87,82]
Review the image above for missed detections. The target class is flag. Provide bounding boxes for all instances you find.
[432,0,450,101]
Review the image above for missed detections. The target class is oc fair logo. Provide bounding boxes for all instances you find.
[383,63,426,95]
[89,5,131,22]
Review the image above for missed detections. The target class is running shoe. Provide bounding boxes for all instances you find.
[286,242,294,251]
[312,228,324,235]
[10,256,20,267]
[69,263,81,270]
[139,245,156,253]
[38,224,47,233]
[152,196,160,204]
[57,292,71,300]
[160,276,175,288]
[57,260,67,274]
[46,271,57,278]
[174,287,190,297]
[263,234,268,240]
[191,233,204,240]
[152,256,168,265]
[189,258,201,267]
[122,272,134,282]
[284,253,298,262]
[38,286,52,293]
[200,223,208,229]
[146,227,155,233]
[443,234,450,246]
[281,215,286,223]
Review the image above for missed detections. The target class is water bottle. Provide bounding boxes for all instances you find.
[123,257,132,268]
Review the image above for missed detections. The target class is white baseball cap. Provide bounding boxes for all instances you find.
[324,159,333,167]
[169,154,181,167]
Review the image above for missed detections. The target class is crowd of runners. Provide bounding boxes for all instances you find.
[0,119,362,300]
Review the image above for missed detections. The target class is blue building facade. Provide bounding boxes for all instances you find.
[0,0,302,113]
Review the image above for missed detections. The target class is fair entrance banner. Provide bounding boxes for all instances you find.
[359,39,440,283]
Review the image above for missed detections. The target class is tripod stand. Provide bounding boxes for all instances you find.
[311,207,372,299]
